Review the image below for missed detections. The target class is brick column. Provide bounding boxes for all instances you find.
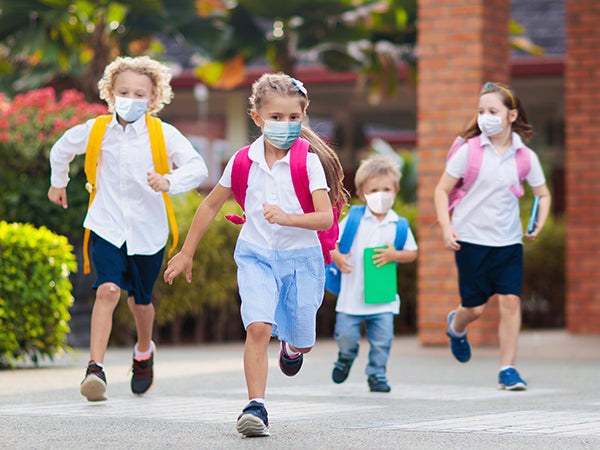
[565,1,600,334]
[416,0,511,345]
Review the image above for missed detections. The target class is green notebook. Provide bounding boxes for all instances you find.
[363,247,398,304]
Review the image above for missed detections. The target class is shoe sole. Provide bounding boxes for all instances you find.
[499,382,527,391]
[80,375,107,402]
[279,351,303,377]
[236,414,270,437]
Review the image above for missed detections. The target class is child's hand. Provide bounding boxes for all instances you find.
[164,252,193,284]
[263,203,291,226]
[442,225,461,251]
[147,172,170,192]
[525,222,541,241]
[333,252,354,274]
[48,186,68,209]
[373,244,397,267]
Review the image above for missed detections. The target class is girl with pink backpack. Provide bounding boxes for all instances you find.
[164,73,348,437]
[434,82,552,391]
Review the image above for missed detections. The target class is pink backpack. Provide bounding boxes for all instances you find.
[447,135,531,211]
[225,137,340,264]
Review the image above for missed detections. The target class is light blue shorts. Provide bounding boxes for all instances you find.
[234,239,325,349]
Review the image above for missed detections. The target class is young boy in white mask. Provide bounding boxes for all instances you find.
[330,155,417,392]
[48,56,208,401]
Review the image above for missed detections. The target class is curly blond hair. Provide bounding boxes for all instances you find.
[97,56,173,115]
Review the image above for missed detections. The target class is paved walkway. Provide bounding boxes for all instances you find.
[1,330,599,449]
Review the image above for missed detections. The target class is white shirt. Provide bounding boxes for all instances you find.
[335,207,418,316]
[446,132,546,246]
[219,135,328,250]
[50,114,208,255]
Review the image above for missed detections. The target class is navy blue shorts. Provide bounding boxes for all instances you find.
[455,242,523,308]
[91,232,165,305]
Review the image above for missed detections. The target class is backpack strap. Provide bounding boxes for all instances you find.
[393,217,409,250]
[461,136,485,193]
[510,146,531,198]
[146,115,178,259]
[338,205,366,254]
[225,145,252,224]
[82,115,112,274]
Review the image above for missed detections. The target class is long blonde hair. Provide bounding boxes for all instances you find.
[249,73,350,208]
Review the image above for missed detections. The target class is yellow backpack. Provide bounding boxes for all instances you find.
[82,114,178,274]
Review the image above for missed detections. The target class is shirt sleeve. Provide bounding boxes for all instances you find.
[336,215,349,244]
[218,153,236,188]
[306,152,329,192]
[525,149,546,188]
[445,143,469,179]
[162,122,209,195]
[49,119,95,188]
[402,227,418,251]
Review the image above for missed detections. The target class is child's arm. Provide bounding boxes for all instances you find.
[434,171,461,251]
[372,245,418,268]
[525,183,552,241]
[164,184,233,284]
[263,188,333,231]
[330,244,354,273]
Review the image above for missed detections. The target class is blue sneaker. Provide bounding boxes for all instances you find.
[368,375,391,393]
[446,311,471,363]
[498,367,527,391]
[236,401,270,437]
[279,342,303,377]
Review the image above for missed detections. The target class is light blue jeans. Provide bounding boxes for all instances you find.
[334,312,394,377]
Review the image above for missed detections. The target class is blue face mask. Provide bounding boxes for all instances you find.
[114,96,148,123]
[263,120,302,149]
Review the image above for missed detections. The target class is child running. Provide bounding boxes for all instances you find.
[48,56,208,401]
[330,155,417,393]
[434,82,551,390]
[164,73,348,437]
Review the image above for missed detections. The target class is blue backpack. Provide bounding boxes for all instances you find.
[324,204,409,295]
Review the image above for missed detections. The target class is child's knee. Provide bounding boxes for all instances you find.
[96,282,120,305]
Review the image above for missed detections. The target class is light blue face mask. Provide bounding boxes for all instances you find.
[263,120,302,149]
[114,96,148,123]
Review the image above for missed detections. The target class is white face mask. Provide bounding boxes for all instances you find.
[477,114,504,137]
[114,96,148,123]
[365,192,395,215]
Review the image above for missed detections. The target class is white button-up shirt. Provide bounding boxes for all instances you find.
[335,207,418,315]
[446,132,545,246]
[50,114,208,255]
[219,135,328,250]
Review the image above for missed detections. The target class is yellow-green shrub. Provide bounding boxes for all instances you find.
[0,222,76,367]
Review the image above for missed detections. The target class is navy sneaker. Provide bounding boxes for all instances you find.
[80,361,107,402]
[332,356,353,384]
[131,342,155,395]
[236,401,270,437]
[279,342,303,377]
[368,375,391,393]
[498,367,527,391]
[446,311,471,363]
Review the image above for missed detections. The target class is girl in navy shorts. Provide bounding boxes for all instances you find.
[434,82,552,390]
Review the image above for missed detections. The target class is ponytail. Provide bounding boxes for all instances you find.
[300,125,350,209]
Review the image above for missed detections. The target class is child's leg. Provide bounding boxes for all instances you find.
[89,282,121,363]
[128,296,155,352]
[244,322,273,400]
[451,304,486,334]
[498,294,521,367]
[364,313,394,377]
[334,312,363,360]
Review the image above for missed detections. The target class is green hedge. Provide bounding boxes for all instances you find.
[0,222,76,367]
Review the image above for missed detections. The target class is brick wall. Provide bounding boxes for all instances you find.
[565,1,600,333]
[416,0,510,345]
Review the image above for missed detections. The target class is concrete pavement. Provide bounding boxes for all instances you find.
[0,330,599,449]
